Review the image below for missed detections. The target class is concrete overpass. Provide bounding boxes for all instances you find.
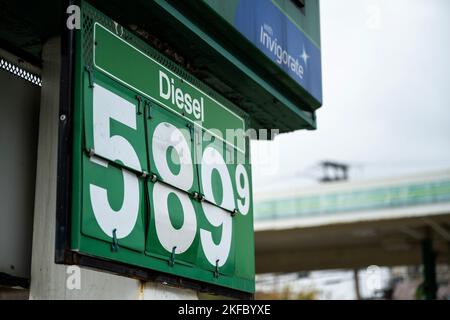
[254,170,450,276]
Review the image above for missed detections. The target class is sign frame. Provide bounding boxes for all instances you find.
[55,0,254,299]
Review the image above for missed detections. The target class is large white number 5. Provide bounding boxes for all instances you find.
[89,84,141,239]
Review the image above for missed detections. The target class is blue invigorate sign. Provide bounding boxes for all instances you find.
[235,0,322,104]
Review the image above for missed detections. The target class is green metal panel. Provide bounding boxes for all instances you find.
[203,0,321,48]
[71,1,255,294]
[0,0,321,134]
[145,181,201,267]
[271,0,321,47]
[83,71,149,173]
[201,0,323,105]
[159,0,319,128]
[198,131,236,212]
[230,156,255,281]
[81,155,146,252]
[93,23,246,149]
[146,103,199,194]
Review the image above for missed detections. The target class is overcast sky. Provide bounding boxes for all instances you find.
[251,0,450,192]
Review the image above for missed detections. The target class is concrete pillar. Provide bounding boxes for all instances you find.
[29,37,198,300]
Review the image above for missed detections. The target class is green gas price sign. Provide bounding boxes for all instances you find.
[70,2,255,294]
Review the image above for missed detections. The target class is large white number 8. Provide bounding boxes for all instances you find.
[152,122,197,254]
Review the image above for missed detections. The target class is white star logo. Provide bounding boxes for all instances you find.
[300,46,310,67]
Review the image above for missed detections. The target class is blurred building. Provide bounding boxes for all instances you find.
[254,169,450,299]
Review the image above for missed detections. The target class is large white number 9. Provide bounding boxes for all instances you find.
[89,84,141,239]
[200,146,233,267]
[152,122,193,191]
[235,164,250,215]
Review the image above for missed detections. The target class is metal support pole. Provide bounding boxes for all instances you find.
[353,269,361,300]
[421,237,437,300]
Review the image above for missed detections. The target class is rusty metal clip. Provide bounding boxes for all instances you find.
[214,260,220,278]
[136,95,143,115]
[186,124,194,142]
[169,246,177,267]
[111,229,119,253]
[85,66,94,88]
[145,101,153,119]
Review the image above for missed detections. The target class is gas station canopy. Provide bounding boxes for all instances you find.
[0,0,322,134]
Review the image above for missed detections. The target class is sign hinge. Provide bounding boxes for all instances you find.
[86,148,95,158]
[111,229,119,253]
[150,173,159,183]
[192,192,202,202]
[136,95,143,115]
[214,260,220,278]
[186,123,194,142]
[145,101,153,119]
[84,66,94,88]
[169,246,177,267]
[194,193,205,202]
